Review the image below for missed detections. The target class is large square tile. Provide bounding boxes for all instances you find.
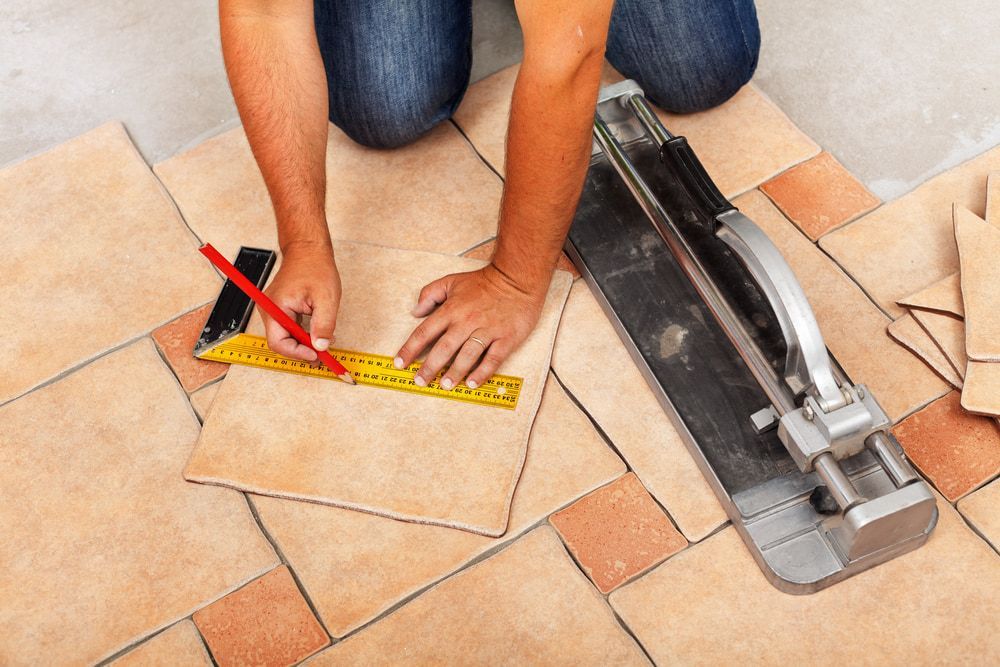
[886,313,961,389]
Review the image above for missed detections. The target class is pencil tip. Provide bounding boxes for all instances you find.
[340,373,356,385]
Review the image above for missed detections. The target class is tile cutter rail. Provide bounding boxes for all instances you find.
[567,80,936,593]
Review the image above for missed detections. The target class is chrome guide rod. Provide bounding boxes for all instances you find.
[813,452,864,510]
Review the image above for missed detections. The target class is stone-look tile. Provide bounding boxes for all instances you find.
[609,502,1000,665]
[464,237,580,278]
[759,151,880,240]
[955,205,1000,361]
[152,303,228,393]
[111,621,211,667]
[253,375,625,637]
[0,341,278,665]
[897,272,964,318]
[911,309,967,378]
[187,243,573,537]
[453,64,819,197]
[551,283,727,541]
[736,191,949,421]
[307,528,650,666]
[957,479,1000,551]
[987,171,1000,224]
[154,123,501,261]
[549,473,687,594]
[820,145,1000,318]
[0,122,219,404]
[887,313,961,388]
[892,392,1000,501]
[193,566,330,667]
[962,362,1000,418]
[190,381,222,421]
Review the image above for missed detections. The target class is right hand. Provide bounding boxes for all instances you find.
[263,242,342,361]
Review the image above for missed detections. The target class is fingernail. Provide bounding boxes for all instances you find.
[414,375,427,387]
[314,338,330,351]
[441,378,453,390]
[467,379,478,389]
[393,356,405,369]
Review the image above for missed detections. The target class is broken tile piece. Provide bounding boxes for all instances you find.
[154,122,501,261]
[957,479,1000,551]
[0,123,219,404]
[193,566,329,667]
[736,191,949,421]
[0,340,278,665]
[152,303,228,393]
[307,528,649,665]
[111,621,211,667]
[608,503,1000,664]
[897,272,964,318]
[887,314,962,388]
[954,205,1000,361]
[892,392,1000,501]
[253,375,624,637]
[187,242,573,537]
[463,238,580,278]
[759,151,880,239]
[911,308,967,379]
[549,473,687,594]
[821,145,1000,317]
[190,381,222,421]
[962,362,1000,417]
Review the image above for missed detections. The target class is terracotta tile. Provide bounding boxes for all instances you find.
[760,152,880,240]
[252,374,624,637]
[111,621,211,667]
[0,340,278,664]
[186,243,573,537]
[736,191,949,421]
[454,64,819,197]
[0,123,219,404]
[551,282,727,540]
[911,309,967,378]
[887,313,961,388]
[608,502,1000,664]
[549,473,687,594]
[190,381,222,421]
[955,205,1000,361]
[962,362,1000,417]
[464,237,581,278]
[820,145,1000,318]
[957,478,1000,551]
[892,392,1000,501]
[194,566,329,667]
[154,122,500,261]
[307,528,649,665]
[152,303,228,393]
[897,272,964,318]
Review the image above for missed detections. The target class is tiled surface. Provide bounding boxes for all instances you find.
[549,473,687,594]
[464,238,580,278]
[887,314,962,389]
[110,621,211,667]
[760,152,879,239]
[306,528,650,665]
[609,502,1000,664]
[0,341,277,664]
[154,123,501,260]
[892,392,1000,501]
[820,145,1000,318]
[736,191,949,421]
[897,272,964,318]
[963,362,1000,417]
[190,380,222,421]
[187,243,573,537]
[955,206,1000,361]
[253,375,625,637]
[551,282,728,541]
[193,566,329,667]
[957,479,1000,551]
[152,303,227,393]
[911,309,966,378]
[0,122,218,404]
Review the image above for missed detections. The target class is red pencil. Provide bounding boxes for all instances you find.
[199,243,356,385]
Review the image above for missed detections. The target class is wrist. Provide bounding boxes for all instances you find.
[489,249,553,299]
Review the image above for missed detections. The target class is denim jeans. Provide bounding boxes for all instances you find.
[314,0,760,148]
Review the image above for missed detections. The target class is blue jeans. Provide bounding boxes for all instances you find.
[315,0,760,149]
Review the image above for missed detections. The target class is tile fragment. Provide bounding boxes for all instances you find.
[962,362,1000,417]
[957,479,1000,551]
[887,313,962,388]
[190,381,222,421]
[110,620,211,667]
[152,303,228,393]
[954,205,1000,361]
[910,309,967,378]
[896,272,964,318]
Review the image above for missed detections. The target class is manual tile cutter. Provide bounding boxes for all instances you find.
[566,80,937,593]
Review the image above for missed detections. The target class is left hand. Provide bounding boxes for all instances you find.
[394,264,548,390]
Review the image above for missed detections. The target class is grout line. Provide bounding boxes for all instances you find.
[191,621,221,667]
[955,503,1000,558]
[458,235,497,257]
[449,118,504,182]
[94,623,176,666]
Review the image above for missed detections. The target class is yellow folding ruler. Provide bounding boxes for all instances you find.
[194,247,522,410]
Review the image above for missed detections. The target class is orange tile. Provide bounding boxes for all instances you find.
[463,238,580,278]
[891,392,1000,501]
[151,304,227,393]
[550,473,687,593]
[193,566,329,667]
[760,152,879,240]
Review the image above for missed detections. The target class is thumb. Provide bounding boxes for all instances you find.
[309,298,338,351]
[412,277,451,317]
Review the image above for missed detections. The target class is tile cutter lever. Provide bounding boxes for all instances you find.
[566,80,937,593]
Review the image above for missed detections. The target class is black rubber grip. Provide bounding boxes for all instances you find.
[659,136,735,218]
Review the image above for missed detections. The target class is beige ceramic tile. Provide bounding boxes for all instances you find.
[190,380,222,421]
[609,502,1000,665]
[464,237,580,278]
[911,309,967,379]
[253,374,625,637]
[154,122,501,260]
[962,362,1000,417]
[306,527,650,666]
[0,123,219,404]
[187,242,573,537]
[987,171,1000,224]
[0,341,278,665]
[736,191,949,421]
[111,621,211,667]
[957,478,1000,551]
[820,145,1000,318]
[550,282,727,541]
[897,272,964,318]
[887,313,962,388]
[955,205,1000,361]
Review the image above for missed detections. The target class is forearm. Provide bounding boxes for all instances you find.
[220,0,331,254]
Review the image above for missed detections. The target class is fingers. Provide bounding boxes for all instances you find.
[466,339,513,390]
[412,277,451,318]
[309,300,338,351]
[414,329,470,388]
[264,310,318,362]
[440,333,490,390]
[394,310,451,370]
